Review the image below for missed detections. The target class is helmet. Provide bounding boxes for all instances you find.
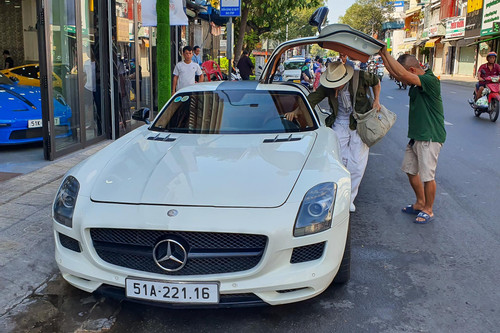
[305,58,311,64]
[487,51,497,58]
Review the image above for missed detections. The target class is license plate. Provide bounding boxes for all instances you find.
[28,117,60,128]
[125,277,219,304]
[293,79,300,83]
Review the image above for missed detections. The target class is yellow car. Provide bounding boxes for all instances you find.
[1,64,63,89]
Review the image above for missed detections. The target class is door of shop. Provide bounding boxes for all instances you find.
[458,46,476,76]
[37,0,111,160]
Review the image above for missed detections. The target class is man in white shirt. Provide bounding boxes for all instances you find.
[172,46,204,94]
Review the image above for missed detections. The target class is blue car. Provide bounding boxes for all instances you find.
[0,72,72,145]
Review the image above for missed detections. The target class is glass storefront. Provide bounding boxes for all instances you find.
[39,0,155,159]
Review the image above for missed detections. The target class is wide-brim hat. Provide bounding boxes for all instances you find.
[320,61,354,88]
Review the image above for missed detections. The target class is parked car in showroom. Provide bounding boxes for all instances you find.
[0,72,72,145]
[0,63,65,91]
[52,11,382,307]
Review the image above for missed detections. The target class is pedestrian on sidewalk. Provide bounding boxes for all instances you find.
[286,61,381,212]
[3,50,14,69]
[237,50,254,80]
[172,46,204,94]
[379,46,446,224]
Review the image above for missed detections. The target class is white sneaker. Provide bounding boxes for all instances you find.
[350,203,356,212]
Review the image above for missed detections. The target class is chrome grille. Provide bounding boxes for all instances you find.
[90,229,267,276]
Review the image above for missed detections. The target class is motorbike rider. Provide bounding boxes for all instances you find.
[475,51,500,101]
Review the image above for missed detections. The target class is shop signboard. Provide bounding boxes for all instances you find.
[429,23,446,37]
[117,17,129,42]
[446,17,466,38]
[481,0,500,35]
[466,1,483,38]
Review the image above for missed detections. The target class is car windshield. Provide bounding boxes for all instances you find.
[151,90,317,134]
[0,72,13,85]
[284,61,304,70]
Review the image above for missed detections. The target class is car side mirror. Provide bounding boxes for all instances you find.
[132,107,150,124]
[309,7,329,33]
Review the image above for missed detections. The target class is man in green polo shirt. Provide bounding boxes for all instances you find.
[379,48,446,224]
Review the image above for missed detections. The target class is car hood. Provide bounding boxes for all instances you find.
[90,131,317,207]
[0,84,42,111]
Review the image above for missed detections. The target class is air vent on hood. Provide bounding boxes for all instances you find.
[147,133,177,142]
[263,134,302,143]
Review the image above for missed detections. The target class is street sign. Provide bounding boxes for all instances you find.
[220,0,241,17]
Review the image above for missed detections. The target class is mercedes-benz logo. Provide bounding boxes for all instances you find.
[153,239,187,272]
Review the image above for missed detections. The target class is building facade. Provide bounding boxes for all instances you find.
[386,0,500,79]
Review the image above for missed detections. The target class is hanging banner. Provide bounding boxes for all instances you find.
[170,0,188,26]
[142,0,157,27]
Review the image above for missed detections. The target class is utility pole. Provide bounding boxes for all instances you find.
[227,17,233,80]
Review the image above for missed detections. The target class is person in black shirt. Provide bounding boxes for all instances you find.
[3,50,14,69]
[237,50,254,80]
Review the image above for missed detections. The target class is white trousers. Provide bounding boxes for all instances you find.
[332,123,369,205]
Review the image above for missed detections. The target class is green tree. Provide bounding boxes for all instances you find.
[339,0,393,36]
[234,0,323,64]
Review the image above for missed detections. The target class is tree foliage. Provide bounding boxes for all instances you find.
[234,0,324,63]
[339,0,393,36]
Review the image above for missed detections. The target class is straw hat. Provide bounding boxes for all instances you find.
[320,61,354,88]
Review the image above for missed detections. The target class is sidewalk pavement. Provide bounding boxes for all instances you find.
[0,140,111,331]
[438,74,477,88]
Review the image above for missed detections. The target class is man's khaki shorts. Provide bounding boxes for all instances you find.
[401,140,443,182]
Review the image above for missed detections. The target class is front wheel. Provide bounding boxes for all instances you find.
[474,109,481,117]
[490,99,499,122]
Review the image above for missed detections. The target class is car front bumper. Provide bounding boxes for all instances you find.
[54,196,349,306]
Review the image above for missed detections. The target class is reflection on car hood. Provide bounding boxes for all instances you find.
[90,131,317,207]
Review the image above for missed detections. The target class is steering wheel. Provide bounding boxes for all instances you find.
[279,115,301,130]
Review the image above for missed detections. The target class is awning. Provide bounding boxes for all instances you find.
[398,43,415,51]
[425,37,440,48]
[405,7,421,17]
[466,34,500,47]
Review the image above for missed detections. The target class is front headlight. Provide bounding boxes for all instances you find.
[53,176,80,228]
[293,182,337,237]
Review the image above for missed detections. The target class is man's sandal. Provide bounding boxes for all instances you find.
[402,204,422,215]
[414,212,434,224]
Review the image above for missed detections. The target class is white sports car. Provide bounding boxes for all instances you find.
[53,18,382,307]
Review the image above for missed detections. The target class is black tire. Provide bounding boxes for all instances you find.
[333,223,351,284]
[490,99,499,122]
[474,109,481,117]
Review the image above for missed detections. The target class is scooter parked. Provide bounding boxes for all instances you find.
[468,76,500,122]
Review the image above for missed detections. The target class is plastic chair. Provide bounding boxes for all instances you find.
[201,60,224,81]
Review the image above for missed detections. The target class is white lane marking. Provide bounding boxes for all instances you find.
[444,121,453,126]
[387,96,394,99]
[369,153,383,156]
[405,105,409,108]
[450,91,457,94]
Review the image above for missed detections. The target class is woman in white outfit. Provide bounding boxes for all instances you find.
[287,61,381,212]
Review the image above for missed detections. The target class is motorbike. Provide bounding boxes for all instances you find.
[377,65,385,82]
[231,68,242,81]
[468,76,500,122]
[395,79,407,90]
